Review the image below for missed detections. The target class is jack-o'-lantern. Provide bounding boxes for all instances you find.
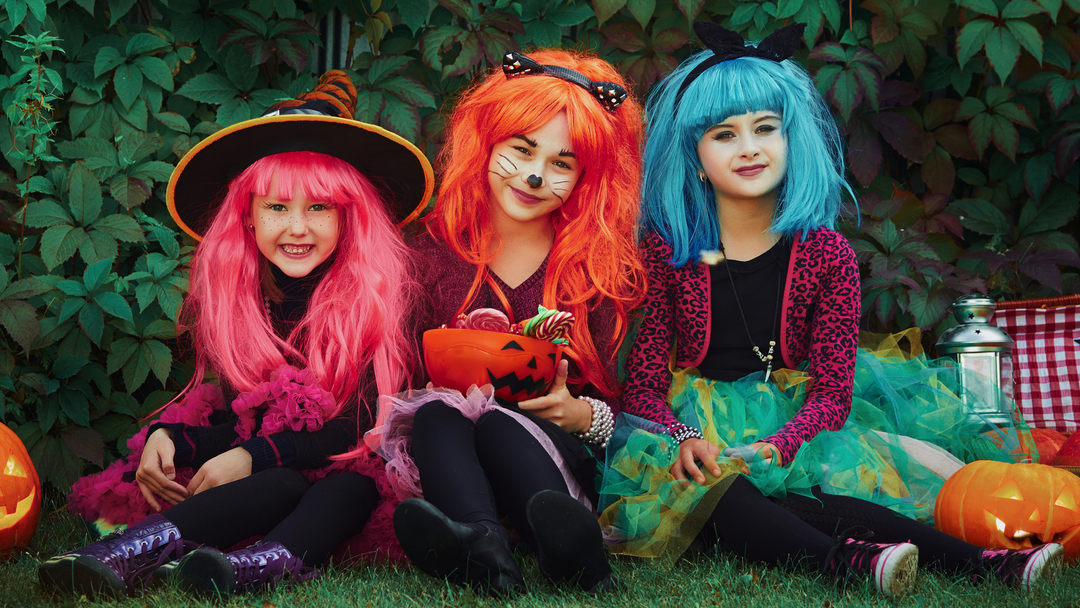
[0,422,41,555]
[935,460,1080,562]
[424,328,564,402]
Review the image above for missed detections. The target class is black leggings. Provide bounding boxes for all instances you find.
[163,468,379,567]
[410,401,571,549]
[701,475,983,572]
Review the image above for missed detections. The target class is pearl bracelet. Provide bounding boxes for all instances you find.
[670,423,703,444]
[573,396,614,448]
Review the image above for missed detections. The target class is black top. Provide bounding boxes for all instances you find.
[697,238,791,382]
[146,260,360,475]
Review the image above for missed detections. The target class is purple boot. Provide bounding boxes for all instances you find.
[38,514,192,598]
[172,541,319,597]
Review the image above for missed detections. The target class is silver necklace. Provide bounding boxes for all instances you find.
[719,241,784,377]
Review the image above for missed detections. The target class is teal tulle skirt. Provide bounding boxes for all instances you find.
[599,330,1034,561]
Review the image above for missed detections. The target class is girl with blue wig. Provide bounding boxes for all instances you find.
[599,22,1057,596]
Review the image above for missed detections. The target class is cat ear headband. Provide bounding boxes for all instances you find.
[674,22,807,112]
[502,51,628,112]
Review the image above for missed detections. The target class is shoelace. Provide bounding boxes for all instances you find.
[231,545,320,590]
[819,525,878,581]
[102,530,193,590]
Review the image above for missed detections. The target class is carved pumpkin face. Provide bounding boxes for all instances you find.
[0,422,41,555]
[935,461,1080,562]
[424,328,563,402]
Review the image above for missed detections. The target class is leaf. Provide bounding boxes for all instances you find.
[56,280,88,297]
[216,98,251,128]
[79,301,105,345]
[1019,184,1080,234]
[176,73,240,104]
[442,34,481,78]
[626,0,656,27]
[994,101,1036,130]
[380,76,436,108]
[79,230,118,265]
[549,1,597,26]
[367,55,411,83]
[593,0,628,25]
[921,146,955,194]
[989,114,1019,161]
[223,45,258,93]
[133,55,174,91]
[1,277,52,301]
[956,19,994,69]
[82,257,112,292]
[107,336,139,374]
[1046,74,1079,113]
[93,46,126,78]
[777,0,805,19]
[109,176,151,209]
[984,26,1021,84]
[1001,0,1045,18]
[93,213,146,243]
[113,63,143,109]
[22,201,73,228]
[867,112,934,162]
[848,119,882,187]
[67,163,103,226]
[57,137,117,163]
[947,198,1012,236]
[1023,152,1055,203]
[57,387,91,427]
[94,292,133,323]
[0,300,39,351]
[398,0,432,33]
[126,32,170,56]
[41,225,88,270]
[53,354,88,379]
[600,22,648,53]
[61,427,104,468]
[276,39,308,73]
[144,340,173,386]
[153,111,192,134]
[380,98,421,144]
[958,0,1001,16]
[675,0,705,21]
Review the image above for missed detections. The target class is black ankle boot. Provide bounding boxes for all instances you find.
[394,498,525,596]
[172,541,319,597]
[526,490,615,593]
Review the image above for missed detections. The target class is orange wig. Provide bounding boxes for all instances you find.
[426,49,647,398]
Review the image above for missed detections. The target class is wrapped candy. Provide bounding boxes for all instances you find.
[521,306,575,342]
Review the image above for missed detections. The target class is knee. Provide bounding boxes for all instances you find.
[312,472,380,508]
[254,467,309,502]
[414,400,463,431]
[474,410,515,440]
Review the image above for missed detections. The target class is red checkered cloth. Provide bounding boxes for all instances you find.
[993,295,1080,432]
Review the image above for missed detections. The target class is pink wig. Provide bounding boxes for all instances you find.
[179,151,419,417]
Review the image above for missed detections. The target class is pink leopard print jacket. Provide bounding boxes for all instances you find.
[624,228,861,465]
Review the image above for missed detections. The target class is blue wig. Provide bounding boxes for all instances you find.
[642,50,855,266]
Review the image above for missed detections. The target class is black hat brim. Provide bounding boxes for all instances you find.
[167,115,434,240]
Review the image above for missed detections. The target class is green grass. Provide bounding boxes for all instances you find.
[4,498,1079,608]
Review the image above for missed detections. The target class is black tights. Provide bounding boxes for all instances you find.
[410,401,571,549]
[163,468,379,567]
[700,475,983,572]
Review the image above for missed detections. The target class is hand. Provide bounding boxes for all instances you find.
[135,428,189,511]
[187,447,253,496]
[671,437,722,484]
[722,442,783,475]
[517,359,592,432]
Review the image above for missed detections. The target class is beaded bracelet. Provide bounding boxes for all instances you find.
[573,396,614,448]
[669,423,703,444]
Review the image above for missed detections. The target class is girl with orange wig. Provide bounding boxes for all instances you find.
[377,49,646,595]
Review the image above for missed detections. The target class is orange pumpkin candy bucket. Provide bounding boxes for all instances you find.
[423,328,564,402]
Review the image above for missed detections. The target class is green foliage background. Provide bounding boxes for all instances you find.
[1,0,1078,490]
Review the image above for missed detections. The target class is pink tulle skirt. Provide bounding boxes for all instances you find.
[67,368,405,565]
[371,385,591,511]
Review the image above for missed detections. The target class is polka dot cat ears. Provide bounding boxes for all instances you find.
[501,51,628,113]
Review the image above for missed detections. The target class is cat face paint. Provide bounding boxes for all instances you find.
[486,111,581,232]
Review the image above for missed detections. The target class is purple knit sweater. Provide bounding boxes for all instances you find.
[410,233,621,408]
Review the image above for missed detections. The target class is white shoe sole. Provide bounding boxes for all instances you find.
[1021,543,1064,591]
[875,542,919,596]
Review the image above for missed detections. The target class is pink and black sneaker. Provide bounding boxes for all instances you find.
[824,536,919,596]
[980,543,1064,591]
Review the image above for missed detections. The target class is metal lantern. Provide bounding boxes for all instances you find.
[935,293,1015,431]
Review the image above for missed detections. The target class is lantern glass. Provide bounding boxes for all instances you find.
[959,351,1001,410]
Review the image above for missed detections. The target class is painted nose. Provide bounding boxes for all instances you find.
[526,174,543,189]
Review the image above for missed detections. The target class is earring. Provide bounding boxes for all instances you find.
[527,174,543,188]
[698,169,707,183]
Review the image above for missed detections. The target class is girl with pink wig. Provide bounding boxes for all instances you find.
[41,72,434,598]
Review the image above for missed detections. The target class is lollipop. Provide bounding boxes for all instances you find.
[522,306,575,342]
[462,308,511,333]
[449,314,468,329]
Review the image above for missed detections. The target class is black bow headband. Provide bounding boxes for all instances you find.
[674,22,807,112]
[502,51,628,112]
